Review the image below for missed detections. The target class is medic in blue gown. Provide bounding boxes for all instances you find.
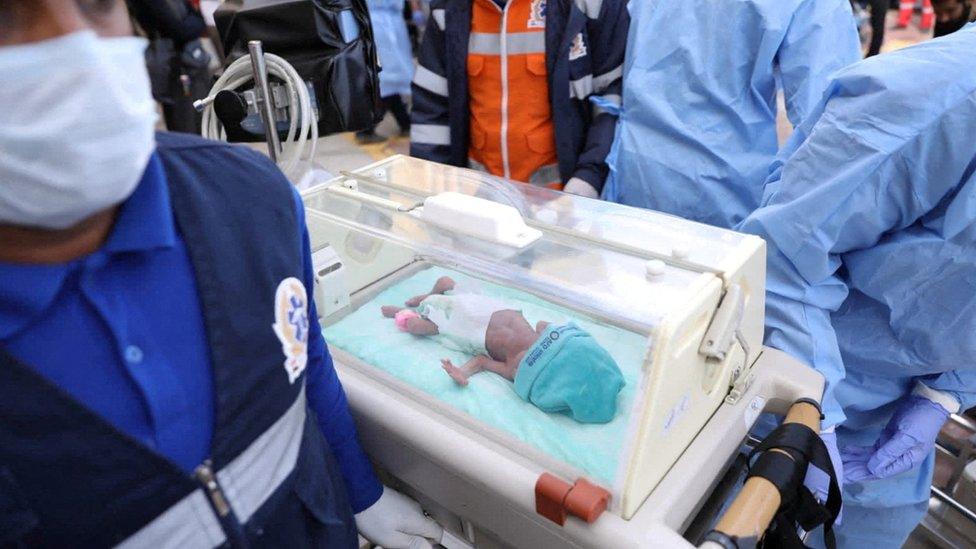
[604,0,862,229]
[740,23,976,548]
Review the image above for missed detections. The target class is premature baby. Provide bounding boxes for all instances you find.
[382,276,625,423]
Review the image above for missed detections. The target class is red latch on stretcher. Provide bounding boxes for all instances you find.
[535,473,611,525]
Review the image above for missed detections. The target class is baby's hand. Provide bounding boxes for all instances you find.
[440,359,454,369]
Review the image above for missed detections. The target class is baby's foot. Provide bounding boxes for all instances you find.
[405,294,428,307]
[381,305,402,318]
[441,359,469,387]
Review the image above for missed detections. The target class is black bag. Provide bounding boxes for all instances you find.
[214,0,383,136]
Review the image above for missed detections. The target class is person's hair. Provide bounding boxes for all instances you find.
[930,0,976,20]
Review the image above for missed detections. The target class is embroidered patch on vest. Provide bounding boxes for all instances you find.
[528,0,547,28]
[569,33,587,61]
[273,277,309,384]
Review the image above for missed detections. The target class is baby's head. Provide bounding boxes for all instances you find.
[513,323,625,424]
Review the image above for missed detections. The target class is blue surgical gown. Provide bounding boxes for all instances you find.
[367,0,415,98]
[605,0,861,229]
[741,25,976,548]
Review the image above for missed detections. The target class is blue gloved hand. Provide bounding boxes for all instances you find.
[803,430,844,525]
[842,390,952,483]
[411,9,427,28]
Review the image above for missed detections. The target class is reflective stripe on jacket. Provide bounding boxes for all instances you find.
[410,0,629,193]
[467,0,559,187]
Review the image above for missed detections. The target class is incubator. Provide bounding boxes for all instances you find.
[302,156,824,548]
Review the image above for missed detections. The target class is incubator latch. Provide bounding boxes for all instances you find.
[699,284,748,361]
[726,369,757,405]
[534,473,610,526]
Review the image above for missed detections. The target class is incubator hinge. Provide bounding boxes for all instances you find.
[534,474,610,526]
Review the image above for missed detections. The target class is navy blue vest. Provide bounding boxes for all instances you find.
[0,133,357,548]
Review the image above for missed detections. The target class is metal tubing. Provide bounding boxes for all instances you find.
[935,442,955,457]
[247,40,281,163]
[931,486,976,526]
[950,414,976,433]
[945,437,975,493]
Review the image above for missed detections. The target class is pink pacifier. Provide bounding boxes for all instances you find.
[394,309,420,331]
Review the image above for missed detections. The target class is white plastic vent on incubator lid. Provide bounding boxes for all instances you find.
[421,192,542,248]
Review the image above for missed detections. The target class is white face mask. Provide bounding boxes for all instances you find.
[0,31,157,230]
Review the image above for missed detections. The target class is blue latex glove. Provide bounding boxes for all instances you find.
[803,430,844,525]
[842,394,951,483]
[411,9,427,28]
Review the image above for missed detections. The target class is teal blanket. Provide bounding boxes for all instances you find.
[323,267,645,484]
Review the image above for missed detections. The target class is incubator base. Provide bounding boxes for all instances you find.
[337,347,821,548]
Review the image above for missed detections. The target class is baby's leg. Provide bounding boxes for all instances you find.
[405,276,456,307]
[441,356,487,386]
[480,358,519,382]
[442,355,517,386]
[381,305,403,318]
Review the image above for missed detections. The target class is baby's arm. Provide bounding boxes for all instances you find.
[406,276,456,307]
[382,306,439,335]
[405,316,439,336]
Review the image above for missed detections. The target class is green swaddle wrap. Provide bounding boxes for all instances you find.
[514,323,625,424]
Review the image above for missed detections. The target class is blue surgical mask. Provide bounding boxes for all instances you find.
[0,31,157,230]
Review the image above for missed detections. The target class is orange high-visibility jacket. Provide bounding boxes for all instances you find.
[410,0,629,194]
[468,0,559,187]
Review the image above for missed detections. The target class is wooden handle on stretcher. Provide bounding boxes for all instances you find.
[710,401,821,542]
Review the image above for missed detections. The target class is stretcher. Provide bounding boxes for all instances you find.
[301,156,825,548]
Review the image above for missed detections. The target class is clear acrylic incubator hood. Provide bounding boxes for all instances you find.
[300,156,822,548]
